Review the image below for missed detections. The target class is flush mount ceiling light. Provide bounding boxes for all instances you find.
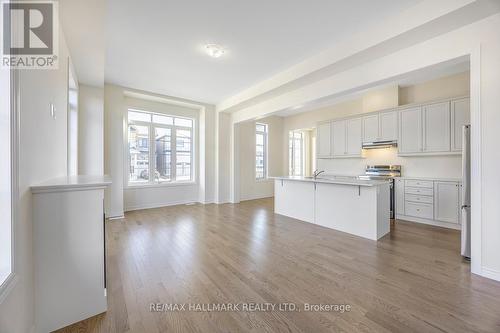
[205,44,226,58]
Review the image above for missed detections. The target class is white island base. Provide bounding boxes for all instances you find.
[274,178,390,241]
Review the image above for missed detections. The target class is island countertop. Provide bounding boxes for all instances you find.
[271,175,390,187]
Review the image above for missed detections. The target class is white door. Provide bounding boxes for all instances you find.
[395,178,405,216]
[332,120,346,157]
[399,107,422,154]
[346,118,362,156]
[317,122,331,158]
[362,114,379,143]
[379,110,398,141]
[423,102,450,152]
[434,181,460,224]
[451,98,470,152]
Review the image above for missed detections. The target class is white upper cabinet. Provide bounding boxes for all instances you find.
[317,96,468,159]
[317,122,332,158]
[379,110,398,141]
[346,118,362,156]
[451,98,470,151]
[399,107,422,154]
[362,114,379,143]
[423,102,450,152]
[434,181,460,224]
[332,120,347,157]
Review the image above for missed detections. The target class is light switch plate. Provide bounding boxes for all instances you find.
[50,103,56,119]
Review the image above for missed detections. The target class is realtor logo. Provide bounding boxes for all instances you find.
[1,0,58,69]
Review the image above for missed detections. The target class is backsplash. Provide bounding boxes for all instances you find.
[317,147,462,179]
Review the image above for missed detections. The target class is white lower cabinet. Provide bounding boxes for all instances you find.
[434,181,460,224]
[396,178,461,229]
[274,179,315,223]
[395,178,405,216]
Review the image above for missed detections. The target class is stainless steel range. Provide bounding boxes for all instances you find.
[358,165,401,219]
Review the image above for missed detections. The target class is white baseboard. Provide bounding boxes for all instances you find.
[481,267,500,282]
[240,194,273,202]
[107,214,125,220]
[396,214,461,230]
[125,199,198,212]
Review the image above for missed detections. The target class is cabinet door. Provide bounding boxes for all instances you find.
[451,98,470,151]
[346,118,362,156]
[317,122,332,158]
[362,114,379,143]
[332,120,346,157]
[379,110,398,141]
[434,181,459,223]
[423,102,450,152]
[395,178,405,216]
[399,107,422,154]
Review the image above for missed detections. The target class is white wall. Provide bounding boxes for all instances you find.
[78,84,104,175]
[0,33,73,333]
[238,116,283,201]
[104,84,216,215]
[283,72,469,179]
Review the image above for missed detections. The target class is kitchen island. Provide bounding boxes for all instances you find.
[273,176,391,241]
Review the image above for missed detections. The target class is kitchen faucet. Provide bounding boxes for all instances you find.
[312,170,325,179]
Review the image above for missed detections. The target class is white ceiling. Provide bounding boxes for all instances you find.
[105,0,422,104]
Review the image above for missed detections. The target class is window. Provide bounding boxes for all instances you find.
[289,131,304,176]
[1,65,12,286]
[255,123,268,180]
[127,110,194,185]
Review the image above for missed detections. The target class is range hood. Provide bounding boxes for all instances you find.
[362,140,398,149]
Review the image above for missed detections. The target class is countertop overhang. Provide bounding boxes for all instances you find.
[271,176,390,187]
[31,175,112,193]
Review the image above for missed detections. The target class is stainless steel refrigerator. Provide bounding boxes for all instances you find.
[461,125,471,259]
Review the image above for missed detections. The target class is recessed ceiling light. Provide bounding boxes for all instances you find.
[205,44,226,58]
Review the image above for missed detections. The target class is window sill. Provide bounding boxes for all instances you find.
[256,178,272,183]
[0,273,18,305]
[125,181,197,189]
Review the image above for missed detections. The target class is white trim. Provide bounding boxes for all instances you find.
[240,194,274,202]
[124,200,199,212]
[470,46,482,276]
[396,215,461,230]
[107,214,125,220]
[125,181,197,190]
[481,267,500,282]
[0,273,18,304]
[1,66,19,303]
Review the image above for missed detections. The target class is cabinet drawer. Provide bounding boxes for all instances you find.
[405,179,434,188]
[405,194,433,204]
[405,186,433,196]
[405,202,433,219]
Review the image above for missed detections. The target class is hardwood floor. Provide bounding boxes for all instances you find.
[56,198,500,333]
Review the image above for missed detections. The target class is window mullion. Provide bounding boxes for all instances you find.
[150,124,155,184]
[172,127,177,181]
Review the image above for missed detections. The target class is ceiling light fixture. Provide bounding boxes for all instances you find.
[205,44,225,58]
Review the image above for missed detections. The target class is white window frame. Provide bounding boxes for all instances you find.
[289,131,304,176]
[0,66,19,302]
[126,109,195,187]
[255,123,268,180]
